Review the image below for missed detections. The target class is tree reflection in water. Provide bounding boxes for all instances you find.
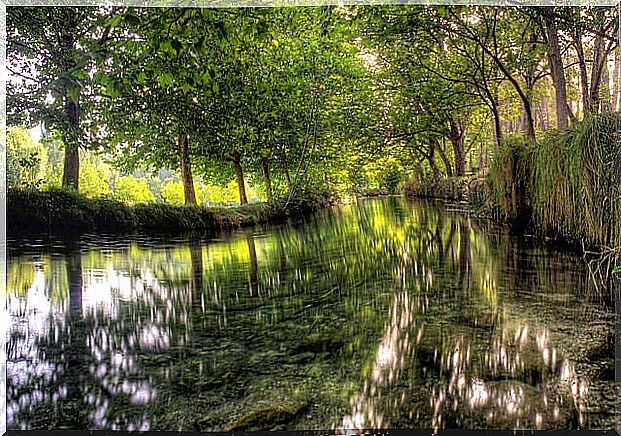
[7,198,617,431]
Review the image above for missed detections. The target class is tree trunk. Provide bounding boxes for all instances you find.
[490,93,503,148]
[541,7,569,129]
[600,64,613,112]
[178,134,197,205]
[543,95,551,128]
[613,49,621,111]
[62,97,80,190]
[425,138,441,178]
[427,151,441,179]
[231,152,248,205]
[574,31,590,115]
[437,138,453,178]
[427,152,442,180]
[60,26,80,190]
[448,116,466,177]
[261,158,273,202]
[590,10,606,113]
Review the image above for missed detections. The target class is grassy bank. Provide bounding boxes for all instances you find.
[483,113,620,249]
[8,187,332,235]
[402,113,620,266]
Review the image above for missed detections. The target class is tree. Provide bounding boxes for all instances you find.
[7,7,118,189]
[95,8,233,205]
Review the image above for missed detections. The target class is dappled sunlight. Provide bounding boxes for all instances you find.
[336,290,419,432]
[6,250,191,430]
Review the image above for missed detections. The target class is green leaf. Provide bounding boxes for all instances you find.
[108,14,123,28]
[158,73,174,87]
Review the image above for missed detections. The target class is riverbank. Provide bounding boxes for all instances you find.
[401,175,475,202]
[402,113,621,266]
[7,188,333,235]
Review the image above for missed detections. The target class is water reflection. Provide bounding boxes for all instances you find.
[7,197,617,431]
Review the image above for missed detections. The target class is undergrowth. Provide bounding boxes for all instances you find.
[8,188,331,235]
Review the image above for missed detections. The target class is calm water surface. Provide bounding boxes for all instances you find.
[6,197,618,431]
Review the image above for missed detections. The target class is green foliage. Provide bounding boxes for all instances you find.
[6,127,48,189]
[79,160,112,199]
[113,176,156,204]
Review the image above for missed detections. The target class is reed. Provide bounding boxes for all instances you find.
[486,112,621,262]
[486,135,533,226]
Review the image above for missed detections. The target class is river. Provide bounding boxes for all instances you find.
[6,196,618,431]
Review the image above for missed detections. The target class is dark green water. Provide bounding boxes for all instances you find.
[6,197,618,431]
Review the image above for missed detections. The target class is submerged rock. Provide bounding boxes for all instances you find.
[225,399,309,431]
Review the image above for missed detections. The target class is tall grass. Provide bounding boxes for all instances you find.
[575,113,621,248]
[530,113,621,248]
[530,129,580,238]
[486,112,621,265]
[486,135,533,225]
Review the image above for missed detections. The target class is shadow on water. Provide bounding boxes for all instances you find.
[6,197,618,431]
